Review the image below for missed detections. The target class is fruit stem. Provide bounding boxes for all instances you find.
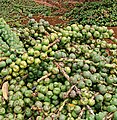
[48,38,60,48]
[54,61,70,81]
[64,85,75,98]
[86,105,94,115]
[0,57,8,61]
[77,107,85,120]
[57,99,68,117]
[37,73,52,82]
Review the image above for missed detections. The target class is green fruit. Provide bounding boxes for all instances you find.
[48,83,54,90]
[95,94,104,102]
[59,114,66,120]
[38,93,45,100]
[35,101,42,108]
[6,58,12,64]
[1,68,9,76]
[15,58,21,65]
[74,105,81,114]
[40,52,47,60]
[113,111,117,120]
[42,45,48,52]
[53,88,61,95]
[52,95,58,100]
[110,98,117,106]
[21,53,28,60]
[85,79,92,87]
[8,100,14,108]
[42,39,49,45]
[82,64,89,71]
[0,108,5,115]
[80,97,88,105]
[20,61,27,68]
[46,91,53,98]
[107,105,117,112]
[14,106,22,114]
[0,61,6,68]
[83,71,91,78]
[21,86,28,94]
[104,93,112,101]
[36,116,42,120]
[24,90,33,97]
[0,115,4,119]
[40,86,48,94]
[24,98,31,105]
[25,107,32,117]
[98,85,107,94]
[43,104,50,112]
[12,65,19,72]
[95,111,107,120]
[93,31,100,38]
[34,50,40,57]
[60,85,67,92]
[88,98,95,106]
[17,114,24,120]
[52,67,59,74]
[6,113,14,119]
[45,116,52,120]
[34,43,42,51]
[64,67,71,74]
[27,56,34,64]
[71,111,78,118]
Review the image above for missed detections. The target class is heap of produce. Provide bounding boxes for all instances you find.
[0,0,52,26]
[0,18,117,120]
[65,0,117,26]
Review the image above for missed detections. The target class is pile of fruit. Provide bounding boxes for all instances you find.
[0,0,52,26]
[0,17,117,120]
[65,0,117,26]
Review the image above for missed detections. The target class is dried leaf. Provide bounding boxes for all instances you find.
[2,81,8,100]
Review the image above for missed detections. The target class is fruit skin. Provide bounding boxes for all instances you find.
[59,114,66,120]
[14,106,22,114]
[107,105,117,112]
[95,111,107,120]
[0,61,6,68]
[113,111,117,120]
[0,108,5,115]
[95,94,104,102]
[25,107,32,117]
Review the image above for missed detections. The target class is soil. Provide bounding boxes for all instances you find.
[21,15,69,26]
[18,0,117,39]
[108,27,117,38]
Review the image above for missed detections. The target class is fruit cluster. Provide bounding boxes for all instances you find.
[0,18,117,120]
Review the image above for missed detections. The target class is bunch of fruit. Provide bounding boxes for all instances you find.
[0,18,117,119]
[65,0,117,26]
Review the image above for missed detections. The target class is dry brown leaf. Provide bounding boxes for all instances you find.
[2,81,8,100]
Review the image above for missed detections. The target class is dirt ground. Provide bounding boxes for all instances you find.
[21,0,117,39]
[33,0,117,38]
[108,27,117,38]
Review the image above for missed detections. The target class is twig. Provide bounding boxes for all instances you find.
[113,83,117,86]
[91,92,99,99]
[57,99,68,117]
[64,85,75,98]
[103,113,114,120]
[54,61,70,81]
[37,73,52,82]
[77,107,85,120]
[86,105,94,115]
[48,39,60,48]
[0,57,8,61]
[74,85,82,97]
[49,57,98,66]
